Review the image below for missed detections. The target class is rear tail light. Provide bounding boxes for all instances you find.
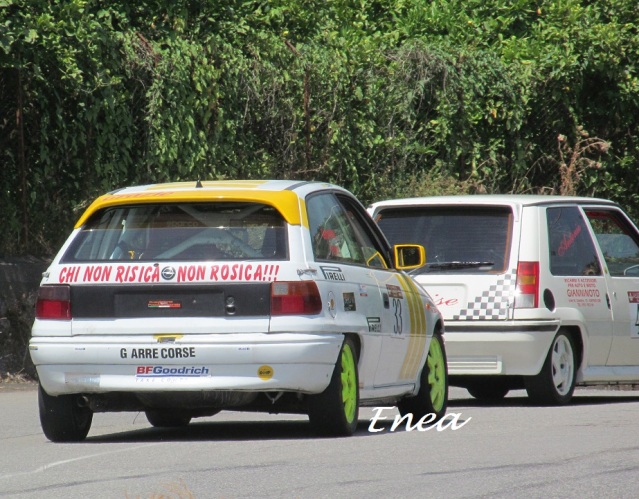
[271,281,322,315]
[515,261,539,308]
[35,285,71,320]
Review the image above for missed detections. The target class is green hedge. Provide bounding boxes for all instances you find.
[2,0,639,256]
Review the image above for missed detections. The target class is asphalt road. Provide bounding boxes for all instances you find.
[1,384,639,498]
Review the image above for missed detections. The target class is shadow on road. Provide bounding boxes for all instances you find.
[448,390,639,408]
[85,418,384,443]
[77,390,639,443]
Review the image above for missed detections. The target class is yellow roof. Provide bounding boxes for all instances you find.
[75,181,304,228]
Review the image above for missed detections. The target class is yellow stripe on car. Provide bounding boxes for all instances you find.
[398,274,428,380]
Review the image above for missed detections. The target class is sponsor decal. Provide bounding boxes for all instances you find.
[563,277,602,307]
[148,300,181,309]
[154,334,183,343]
[257,365,274,380]
[431,293,459,307]
[359,284,368,297]
[367,317,381,332]
[320,266,346,281]
[185,263,280,282]
[57,263,280,284]
[386,284,403,299]
[628,291,639,304]
[136,365,209,377]
[59,264,160,283]
[120,347,196,359]
[343,292,356,311]
[557,225,582,256]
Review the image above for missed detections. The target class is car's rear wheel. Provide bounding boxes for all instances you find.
[145,409,192,428]
[525,330,576,405]
[398,332,448,422]
[38,384,93,442]
[466,381,510,401]
[308,336,359,436]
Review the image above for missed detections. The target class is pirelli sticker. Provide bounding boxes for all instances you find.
[321,266,346,281]
[367,317,381,332]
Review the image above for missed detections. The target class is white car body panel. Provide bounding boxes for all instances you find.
[369,194,639,388]
[31,180,443,415]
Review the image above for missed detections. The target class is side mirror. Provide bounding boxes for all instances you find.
[394,244,426,270]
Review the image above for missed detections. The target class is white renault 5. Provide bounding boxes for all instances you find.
[31,180,446,441]
[369,195,639,405]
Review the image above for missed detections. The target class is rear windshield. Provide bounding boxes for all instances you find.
[62,202,288,262]
[375,206,512,274]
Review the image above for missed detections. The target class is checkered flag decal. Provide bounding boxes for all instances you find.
[452,270,517,321]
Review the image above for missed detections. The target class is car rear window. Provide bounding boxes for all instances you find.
[62,202,288,262]
[375,206,512,273]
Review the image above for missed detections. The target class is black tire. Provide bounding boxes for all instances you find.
[308,336,359,437]
[145,409,192,428]
[525,330,576,405]
[398,333,448,423]
[467,382,510,401]
[38,384,92,442]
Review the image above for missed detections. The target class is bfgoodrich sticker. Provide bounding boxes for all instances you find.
[136,366,209,377]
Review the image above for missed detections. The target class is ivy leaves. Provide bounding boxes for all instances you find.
[1,0,639,255]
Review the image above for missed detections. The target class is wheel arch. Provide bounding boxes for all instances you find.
[560,325,584,371]
[344,332,362,362]
[434,319,444,338]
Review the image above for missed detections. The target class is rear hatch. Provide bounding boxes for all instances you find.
[51,200,288,335]
[72,283,271,318]
[374,204,517,321]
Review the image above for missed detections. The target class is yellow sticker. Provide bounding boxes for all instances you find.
[257,365,274,380]
[154,334,184,343]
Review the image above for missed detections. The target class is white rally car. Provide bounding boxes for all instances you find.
[370,195,639,405]
[31,180,446,441]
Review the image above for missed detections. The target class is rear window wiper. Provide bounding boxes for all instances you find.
[410,261,495,275]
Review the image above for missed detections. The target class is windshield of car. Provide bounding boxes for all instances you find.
[62,202,288,262]
[375,205,512,274]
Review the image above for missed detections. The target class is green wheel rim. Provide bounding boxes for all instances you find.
[340,344,357,424]
[427,336,446,412]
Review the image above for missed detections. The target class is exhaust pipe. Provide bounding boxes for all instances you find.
[77,395,90,408]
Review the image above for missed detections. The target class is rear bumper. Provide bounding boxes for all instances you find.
[30,333,343,396]
[444,320,560,376]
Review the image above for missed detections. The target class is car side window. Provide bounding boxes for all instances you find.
[307,193,389,268]
[547,206,602,276]
[585,209,639,277]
